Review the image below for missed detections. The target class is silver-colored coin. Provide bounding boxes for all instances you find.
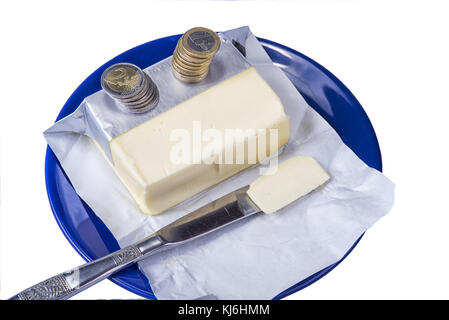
[117,97,158,113]
[125,92,158,109]
[125,84,158,107]
[126,79,158,106]
[124,91,159,111]
[118,90,159,113]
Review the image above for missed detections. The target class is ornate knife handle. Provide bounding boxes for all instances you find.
[9,234,165,300]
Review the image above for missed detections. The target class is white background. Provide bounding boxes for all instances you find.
[1,0,448,300]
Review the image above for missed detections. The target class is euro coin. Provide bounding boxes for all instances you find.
[181,27,220,58]
[171,27,220,83]
[101,63,159,113]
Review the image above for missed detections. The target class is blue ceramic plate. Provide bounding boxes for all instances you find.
[45,34,382,299]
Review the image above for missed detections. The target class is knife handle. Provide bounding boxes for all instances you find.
[9,234,164,300]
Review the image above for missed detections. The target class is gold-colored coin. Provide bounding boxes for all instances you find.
[171,27,220,83]
[173,53,209,72]
[181,27,220,58]
[178,52,210,66]
[171,60,206,77]
[172,67,209,83]
[177,39,211,64]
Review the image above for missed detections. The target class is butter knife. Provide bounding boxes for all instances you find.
[9,186,259,300]
[10,156,329,300]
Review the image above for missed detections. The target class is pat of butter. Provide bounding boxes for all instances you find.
[247,156,330,213]
[108,67,290,215]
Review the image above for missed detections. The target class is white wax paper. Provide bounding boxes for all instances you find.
[44,27,394,299]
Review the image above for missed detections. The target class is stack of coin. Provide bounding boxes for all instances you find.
[172,27,221,83]
[101,63,159,113]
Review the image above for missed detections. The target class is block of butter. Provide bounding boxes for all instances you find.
[106,67,290,215]
[247,156,330,214]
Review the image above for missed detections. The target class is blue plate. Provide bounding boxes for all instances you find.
[45,34,382,299]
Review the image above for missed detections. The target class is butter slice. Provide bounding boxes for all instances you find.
[247,156,330,213]
[108,67,290,215]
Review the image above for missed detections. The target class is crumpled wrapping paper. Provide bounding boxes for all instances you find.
[44,26,394,299]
